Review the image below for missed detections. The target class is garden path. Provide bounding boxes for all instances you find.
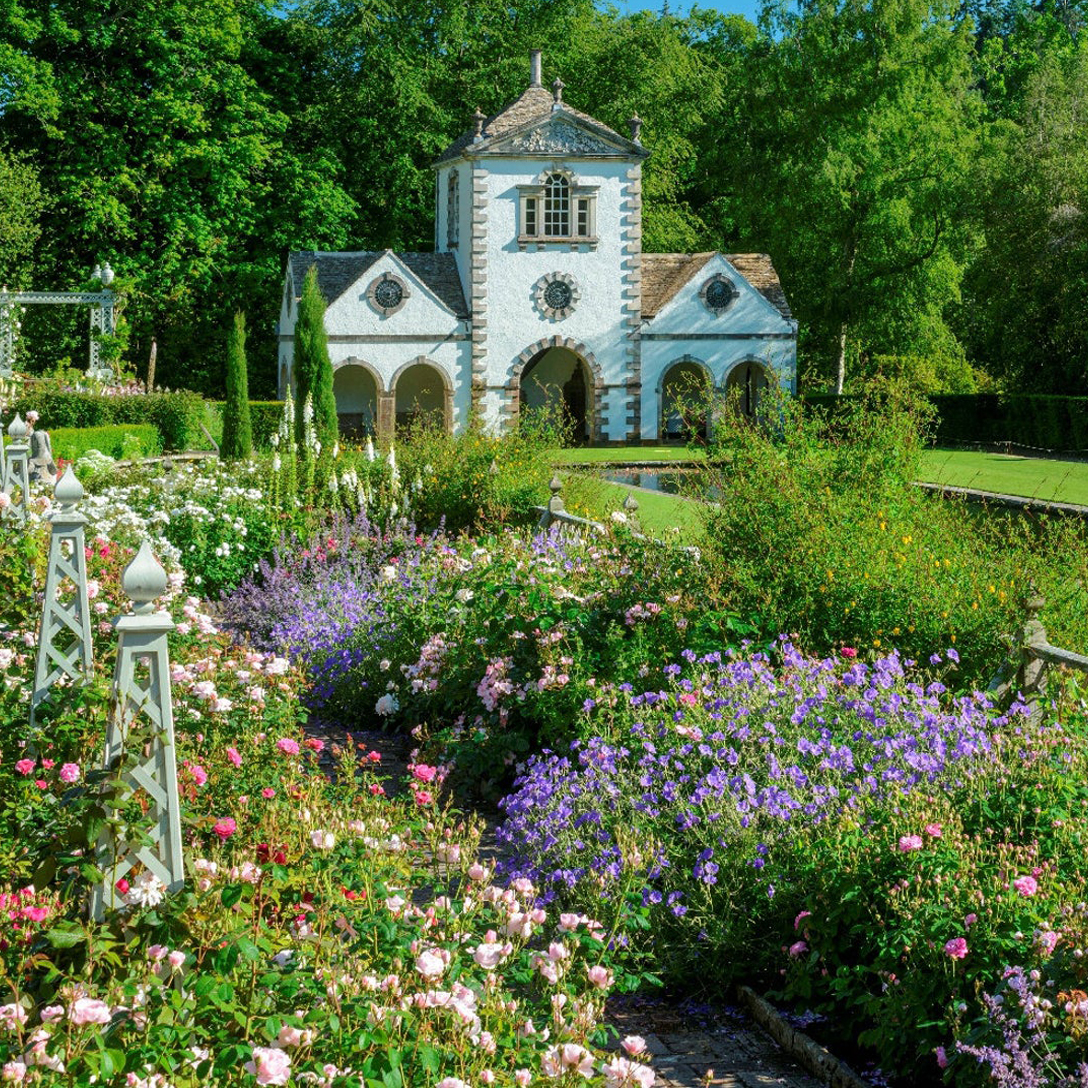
[309,725,835,1088]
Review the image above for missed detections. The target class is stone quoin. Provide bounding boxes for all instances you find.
[277,51,797,444]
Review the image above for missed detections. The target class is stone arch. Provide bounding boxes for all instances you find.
[509,336,604,444]
[333,358,383,437]
[659,356,714,442]
[391,356,453,435]
[723,357,773,419]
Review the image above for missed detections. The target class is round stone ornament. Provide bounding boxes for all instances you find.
[701,274,739,315]
[534,272,580,321]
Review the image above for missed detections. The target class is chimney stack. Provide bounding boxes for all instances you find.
[530,50,542,87]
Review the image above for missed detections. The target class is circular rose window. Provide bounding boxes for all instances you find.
[534,272,580,320]
[701,274,738,315]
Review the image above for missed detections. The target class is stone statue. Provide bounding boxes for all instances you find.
[27,414,57,483]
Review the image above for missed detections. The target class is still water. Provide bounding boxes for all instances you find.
[600,467,721,500]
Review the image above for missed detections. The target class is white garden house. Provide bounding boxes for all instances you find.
[277,52,797,443]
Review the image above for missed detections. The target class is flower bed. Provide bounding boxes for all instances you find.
[0,515,651,1086]
[496,643,1088,1083]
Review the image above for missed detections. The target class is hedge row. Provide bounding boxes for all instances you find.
[9,390,207,451]
[207,401,284,449]
[51,424,162,462]
[805,393,1088,451]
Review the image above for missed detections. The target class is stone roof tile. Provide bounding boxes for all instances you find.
[641,252,792,320]
[289,250,469,318]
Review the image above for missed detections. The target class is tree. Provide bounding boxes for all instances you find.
[706,0,980,391]
[293,266,331,449]
[221,311,253,459]
[0,151,45,286]
[0,0,356,393]
[958,42,1088,392]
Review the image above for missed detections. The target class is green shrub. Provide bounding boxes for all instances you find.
[51,423,162,461]
[10,387,207,450]
[706,383,1088,684]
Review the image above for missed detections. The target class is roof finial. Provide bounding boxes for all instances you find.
[628,113,643,144]
[530,50,542,88]
[551,77,564,107]
[472,107,486,140]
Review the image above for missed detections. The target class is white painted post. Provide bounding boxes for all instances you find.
[1,414,30,522]
[31,467,94,729]
[90,541,184,919]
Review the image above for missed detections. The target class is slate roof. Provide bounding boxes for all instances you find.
[289,250,469,318]
[434,86,637,164]
[641,252,793,320]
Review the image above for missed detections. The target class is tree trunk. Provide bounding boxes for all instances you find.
[147,338,157,391]
[834,323,848,395]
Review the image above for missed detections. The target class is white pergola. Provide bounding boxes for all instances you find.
[0,263,117,379]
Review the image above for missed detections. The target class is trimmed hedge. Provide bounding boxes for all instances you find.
[9,389,207,451]
[51,424,162,461]
[207,400,284,449]
[805,393,1088,451]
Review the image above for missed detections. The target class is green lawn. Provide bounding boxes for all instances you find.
[557,470,705,542]
[550,445,706,464]
[917,449,1088,506]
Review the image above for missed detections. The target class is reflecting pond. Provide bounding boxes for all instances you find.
[600,467,721,500]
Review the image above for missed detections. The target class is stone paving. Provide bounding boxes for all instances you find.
[604,996,826,1088]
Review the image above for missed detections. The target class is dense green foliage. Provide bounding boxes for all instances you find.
[807,391,1088,449]
[50,423,162,461]
[3,0,1087,395]
[220,311,253,459]
[7,387,207,449]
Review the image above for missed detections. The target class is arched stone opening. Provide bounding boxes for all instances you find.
[660,358,713,443]
[725,359,771,419]
[515,343,600,445]
[333,362,379,438]
[392,360,451,435]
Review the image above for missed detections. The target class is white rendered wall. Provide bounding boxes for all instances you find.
[320,253,471,431]
[476,156,635,436]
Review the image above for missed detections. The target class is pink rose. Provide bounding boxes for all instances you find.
[944,937,968,960]
[964,913,978,928]
[69,998,112,1026]
[261,788,276,799]
[276,738,300,756]
[925,823,942,838]
[226,747,242,768]
[1013,875,1039,897]
[212,817,237,841]
[789,940,808,957]
[58,763,80,784]
[898,835,924,852]
[621,1036,647,1056]
[14,759,34,776]
[794,910,812,931]
[245,1046,292,1086]
[586,964,614,988]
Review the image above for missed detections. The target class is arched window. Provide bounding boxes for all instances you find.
[543,174,570,237]
[446,171,460,248]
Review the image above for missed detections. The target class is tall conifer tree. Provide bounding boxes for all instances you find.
[221,311,253,459]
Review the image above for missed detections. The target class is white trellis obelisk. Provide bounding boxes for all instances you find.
[31,467,93,730]
[1,414,30,522]
[0,415,7,486]
[91,541,184,920]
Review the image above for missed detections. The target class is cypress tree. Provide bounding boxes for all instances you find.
[294,266,333,448]
[220,311,253,459]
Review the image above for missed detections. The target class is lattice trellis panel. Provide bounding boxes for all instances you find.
[1,416,29,523]
[31,470,93,728]
[90,542,184,920]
